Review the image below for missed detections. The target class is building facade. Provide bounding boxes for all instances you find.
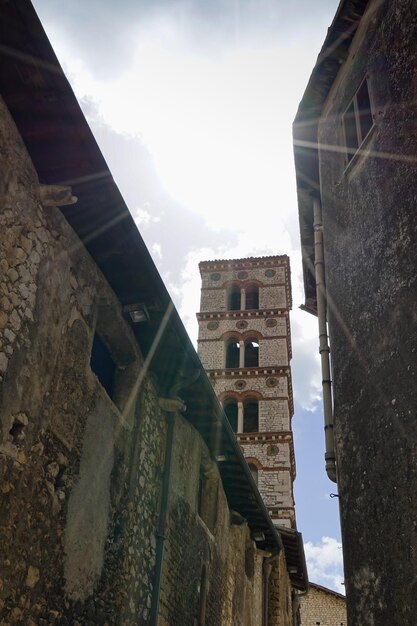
[197,256,295,529]
[294,0,417,624]
[299,583,346,626]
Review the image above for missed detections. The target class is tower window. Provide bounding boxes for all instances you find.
[227,284,241,311]
[223,398,238,432]
[225,339,240,368]
[245,284,259,310]
[243,399,259,432]
[343,76,374,164]
[244,339,259,368]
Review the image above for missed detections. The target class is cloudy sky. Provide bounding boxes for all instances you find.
[33,0,344,592]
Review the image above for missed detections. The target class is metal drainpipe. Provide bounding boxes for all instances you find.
[313,196,337,483]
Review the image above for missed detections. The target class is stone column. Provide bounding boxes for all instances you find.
[239,340,245,368]
[237,402,244,433]
[240,287,246,310]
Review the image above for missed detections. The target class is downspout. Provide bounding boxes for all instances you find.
[313,196,337,483]
[149,397,186,626]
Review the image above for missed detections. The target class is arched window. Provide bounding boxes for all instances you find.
[248,463,258,486]
[245,284,259,310]
[227,284,241,311]
[244,339,259,367]
[225,338,240,368]
[243,399,259,432]
[223,398,238,432]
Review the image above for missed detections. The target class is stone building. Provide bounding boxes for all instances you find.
[299,584,346,626]
[197,256,295,529]
[293,0,417,624]
[0,1,307,624]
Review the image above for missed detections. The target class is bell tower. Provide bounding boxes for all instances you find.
[197,255,295,528]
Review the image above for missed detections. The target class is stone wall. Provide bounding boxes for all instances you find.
[213,374,289,400]
[316,1,417,623]
[197,315,288,341]
[299,584,346,626]
[200,264,285,290]
[0,92,295,626]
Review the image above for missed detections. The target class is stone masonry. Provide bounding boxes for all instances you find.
[299,583,347,626]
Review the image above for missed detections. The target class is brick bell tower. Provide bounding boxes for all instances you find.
[197,256,295,528]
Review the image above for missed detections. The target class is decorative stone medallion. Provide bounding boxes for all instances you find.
[235,380,247,390]
[236,320,248,330]
[210,272,221,281]
[266,377,279,388]
[264,269,276,277]
[267,444,279,456]
[265,318,277,328]
[237,270,248,279]
[207,321,219,330]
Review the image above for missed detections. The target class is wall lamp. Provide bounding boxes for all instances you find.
[123,303,150,324]
[215,454,229,463]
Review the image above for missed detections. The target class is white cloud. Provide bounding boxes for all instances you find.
[133,205,161,227]
[151,242,163,260]
[304,536,345,594]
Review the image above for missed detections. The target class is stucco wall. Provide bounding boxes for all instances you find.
[317,0,417,623]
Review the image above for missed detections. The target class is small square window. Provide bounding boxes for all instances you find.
[90,332,116,398]
[343,77,374,165]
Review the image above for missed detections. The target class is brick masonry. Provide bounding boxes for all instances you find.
[299,584,347,626]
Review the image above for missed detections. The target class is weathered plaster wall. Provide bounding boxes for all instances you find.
[299,585,346,626]
[317,1,417,623]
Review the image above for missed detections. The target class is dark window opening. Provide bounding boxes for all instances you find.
[343,101,358,161]
[226,339,240,368]
[243,400,259,432]
[244,339,259,368]
[197,471,204,519]
[224,399,238,432]
[90,332,116,398]
[198,564,209,625]
[357,79,373,140]
[227,284,241,311]
[245,284,259,310]
[343,77,373,164]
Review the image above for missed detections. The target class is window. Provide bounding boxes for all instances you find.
[223,398,238,432]
[227,284,241,311]
[225,339,240,368]
[197,564,209,625]
[343,77,374,164]
[244,339,259,368]
[90,332,116,398]
[243,399,259,432]
[245,284,259,310]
